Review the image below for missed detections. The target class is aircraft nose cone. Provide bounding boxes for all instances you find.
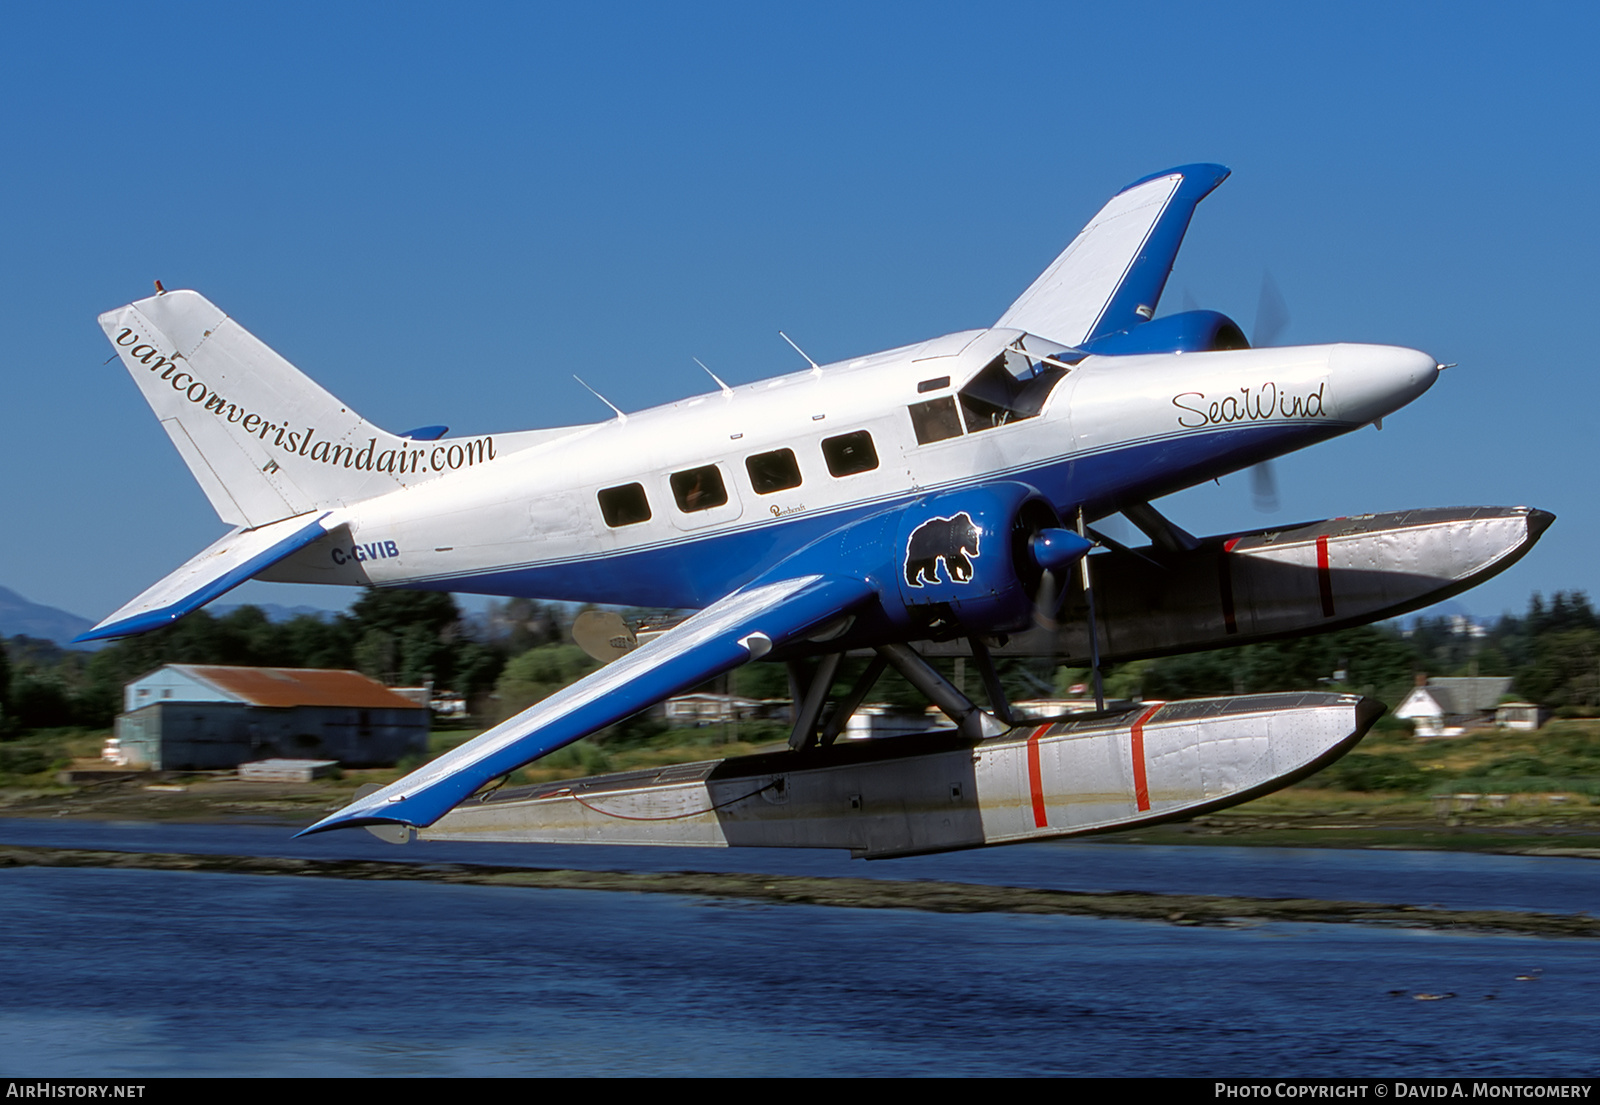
[1329,344,1439,425]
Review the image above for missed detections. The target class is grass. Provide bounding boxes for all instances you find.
[0,727,103,786]
[1299,719,1600,803]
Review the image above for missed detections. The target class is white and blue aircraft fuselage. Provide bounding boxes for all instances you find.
[268,333,1428,616]
[83,164,1446,836]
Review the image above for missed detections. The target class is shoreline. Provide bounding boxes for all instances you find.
[6,774,1600,860]
[5,843,1598,939]
[8,778,1600,856]
[6,781,1598,935]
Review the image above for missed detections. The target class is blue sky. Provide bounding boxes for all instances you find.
[4,2,1597,627]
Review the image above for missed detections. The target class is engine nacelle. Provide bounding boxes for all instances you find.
[1080,309,1249,356]
[890,482,1086,638]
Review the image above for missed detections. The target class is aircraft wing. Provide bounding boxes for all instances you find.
[995,163,1230,347]
[75,511,334,642]
[298,573,877,835]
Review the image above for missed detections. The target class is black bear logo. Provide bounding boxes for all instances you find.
[904,511,982,587]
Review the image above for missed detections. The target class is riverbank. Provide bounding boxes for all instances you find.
[4,717,1599,858]
[4,843,1597,938]
[3,768,1599,860]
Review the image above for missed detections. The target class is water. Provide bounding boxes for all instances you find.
[1,820,1596,1076]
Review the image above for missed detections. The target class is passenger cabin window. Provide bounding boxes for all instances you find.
[671,464,729,513]
[958,352,1068,434]
[746,448,802,494]
[908,396,963,444]
[598,483,652,527]
[822,430,879,477]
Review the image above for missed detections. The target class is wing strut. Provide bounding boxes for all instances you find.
[1077,507,1106,711]
[818,654,890,747]
[1121,501,1201,554]
[876,644,1009,739]
[788,653,843,751]
[967,636,1018,727]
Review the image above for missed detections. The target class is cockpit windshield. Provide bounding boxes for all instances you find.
[957,349,1069,433]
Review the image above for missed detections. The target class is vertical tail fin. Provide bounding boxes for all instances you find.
[100,290,498,528]
[996,163,1230,348]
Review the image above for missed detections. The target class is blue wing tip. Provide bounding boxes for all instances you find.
[296,812,407,838]
[73,612,179,643]
[1121,162,1231,196]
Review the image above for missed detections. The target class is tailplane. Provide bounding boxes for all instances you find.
[101,290,499,528]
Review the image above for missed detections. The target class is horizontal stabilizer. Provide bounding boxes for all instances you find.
[996,163,1229,347]
[299,573,877,835]
[75,512,333,642]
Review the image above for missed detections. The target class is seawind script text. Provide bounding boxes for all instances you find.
[1173,381,1327,429]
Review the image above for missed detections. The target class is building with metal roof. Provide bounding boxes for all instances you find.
[117,665,430,770]
[1394,676,1516,738]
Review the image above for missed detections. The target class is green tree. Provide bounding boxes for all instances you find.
[493,644,599,721]
[344,589,475,688]
[349,590,461,638]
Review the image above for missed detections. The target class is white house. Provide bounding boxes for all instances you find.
[1394,676,1514,737]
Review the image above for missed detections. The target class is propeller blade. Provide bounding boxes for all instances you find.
[1245,273,1289,513]
[1251,459,1280,513]
[1253,271,1290,348]
[1028,527,1090,632]
[1031,568,1061,632]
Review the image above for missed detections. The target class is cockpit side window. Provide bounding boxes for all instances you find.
[908,396,963,444]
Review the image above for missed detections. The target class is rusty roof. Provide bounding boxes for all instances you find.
[172,665,426,709]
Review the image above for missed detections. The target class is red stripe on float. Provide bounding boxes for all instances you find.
[1026,724,1050,827]
[1316,534,1335,617]
[1130,704,1162,812]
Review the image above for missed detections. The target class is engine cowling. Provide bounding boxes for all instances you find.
[1079,309,1249,356]
[889,482,1091,638]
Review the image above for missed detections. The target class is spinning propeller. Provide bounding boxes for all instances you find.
[1248,272,1290,512]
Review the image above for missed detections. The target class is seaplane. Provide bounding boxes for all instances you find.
[84,164,1551,857]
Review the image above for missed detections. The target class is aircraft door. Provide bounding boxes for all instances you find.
[529,491,597,550]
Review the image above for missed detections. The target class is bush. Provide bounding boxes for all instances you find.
[0,744,65,776]
[1314,752,1432,792]
[538,740,612,775]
